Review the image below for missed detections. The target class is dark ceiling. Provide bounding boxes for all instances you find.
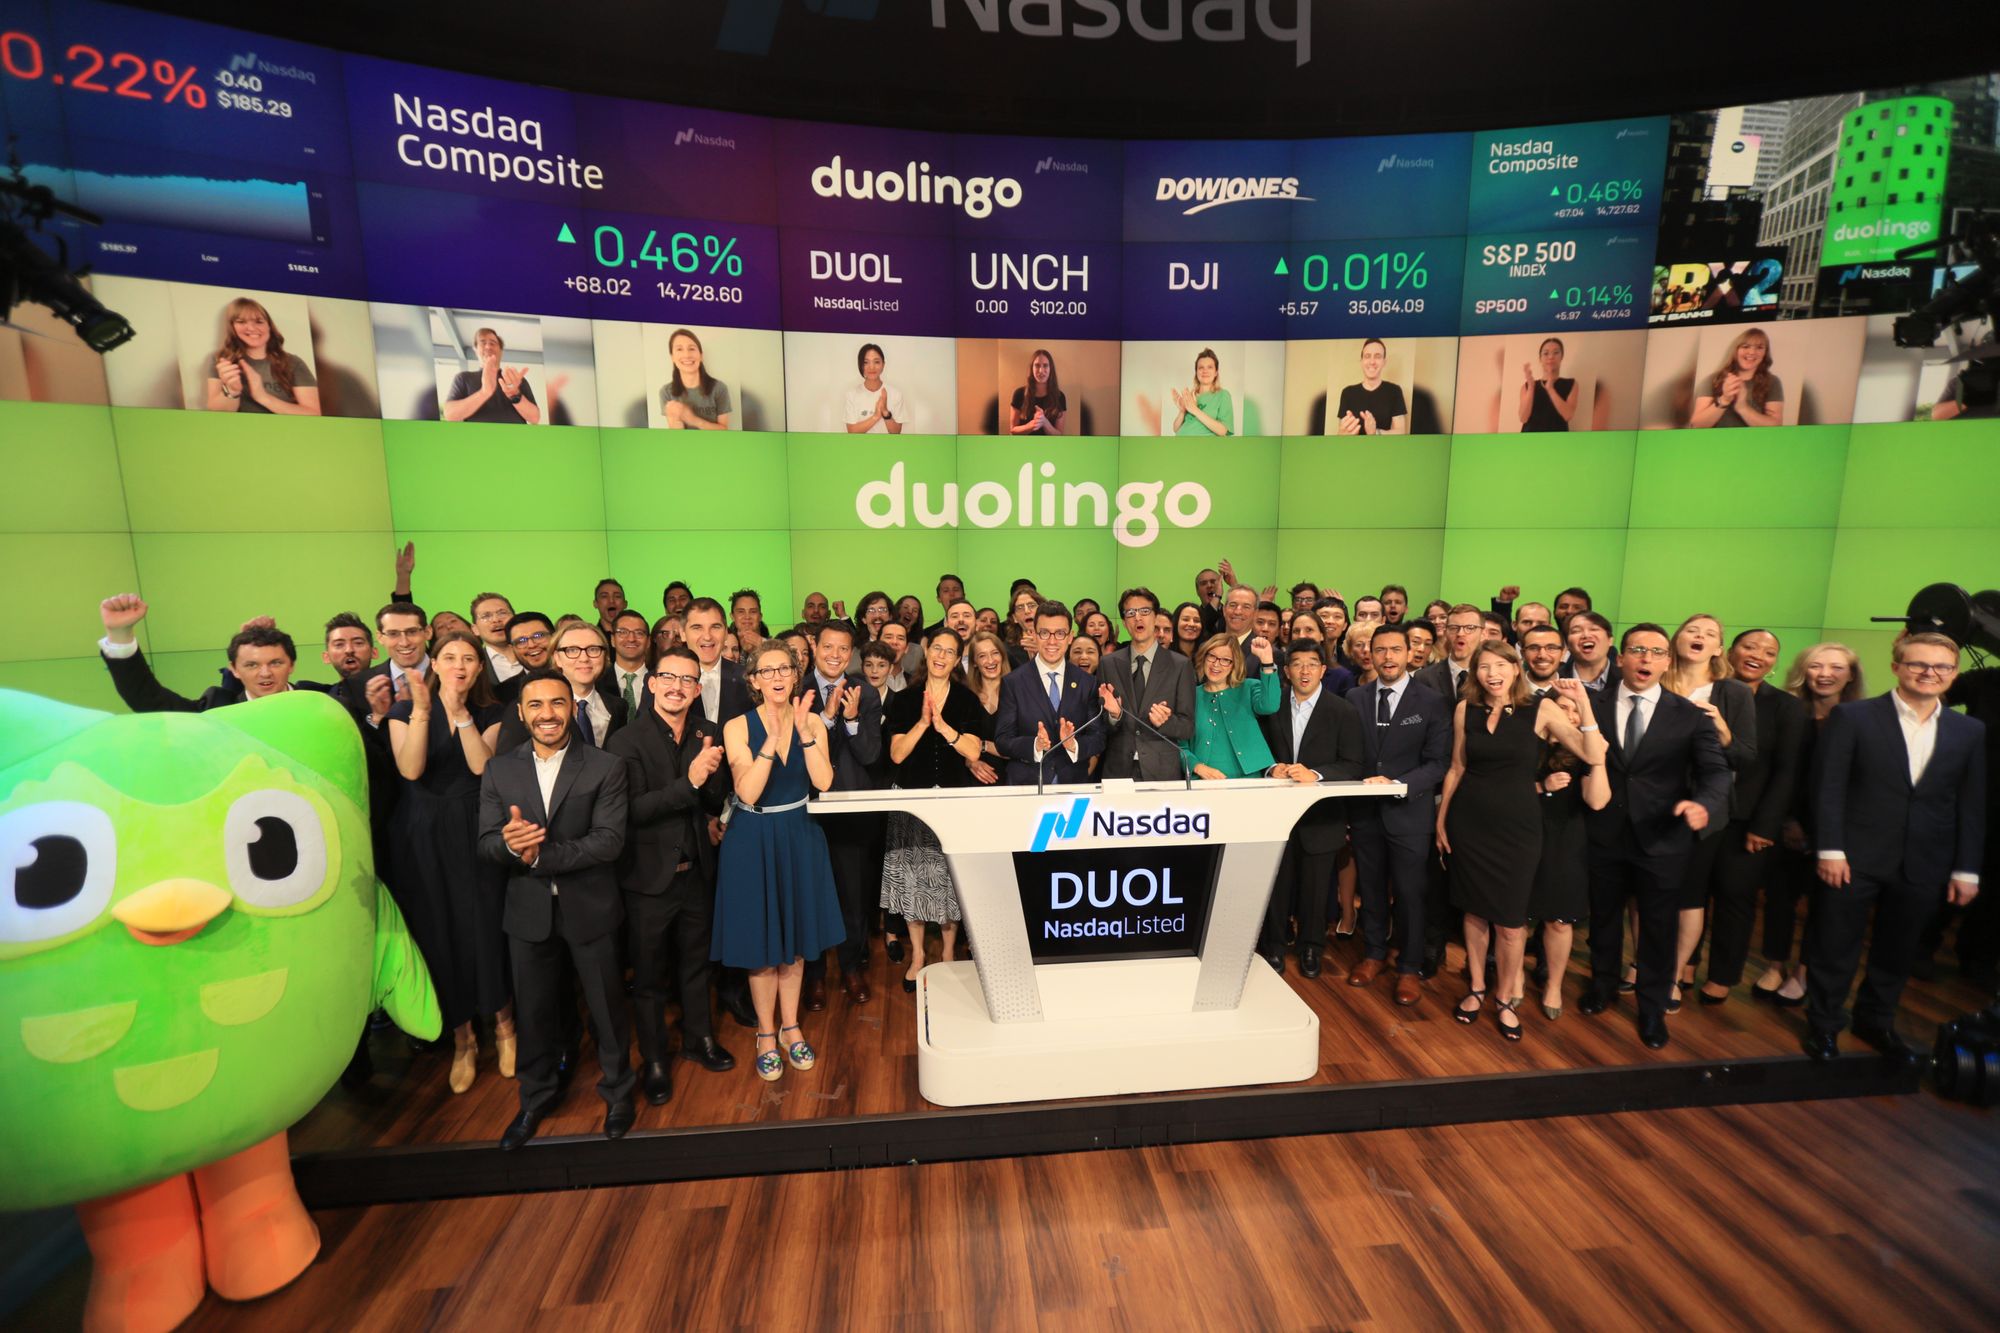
[130,0,2000,138]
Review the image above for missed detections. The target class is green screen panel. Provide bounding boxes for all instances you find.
[1118,528,1279,611]
[0,533,142,665]
[128,532,392,656]
[0,402,129,533]
[1628,427,1849,529]
[1754,627,1831,670]
[0,656,131,713]
[1831,629,1905,683]
[1278,436,1451,529]
[956,527,1120,612]
[788,529,961,613]
[605,530,794,623]
[383,422,604,532]
[603,429,790,531]
[1126,436,1281,529]
[1821,526,2000,631]
[396,529,612,625]
[1619,528,1837,631]
[786,434,956,531]
[114,408,390,533]
[1438,528,1629,619]
[1839,421,2000,528]
[1446,432,1635,529]
[1274,528,1446,604]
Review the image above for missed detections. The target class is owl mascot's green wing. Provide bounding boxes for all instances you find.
[1,688,439,1331]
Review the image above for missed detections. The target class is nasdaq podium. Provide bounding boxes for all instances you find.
[813,776,1404,1106]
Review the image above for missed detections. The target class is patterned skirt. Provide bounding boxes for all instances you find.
[880,808,960,924]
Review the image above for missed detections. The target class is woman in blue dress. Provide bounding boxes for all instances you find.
[712,641,844,1082]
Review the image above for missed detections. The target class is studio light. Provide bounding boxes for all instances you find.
[0,158,136,354]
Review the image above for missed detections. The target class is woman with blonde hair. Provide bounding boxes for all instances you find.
[1179,631,1281,780]
[1436,644,1606,1040]
[1690,326,1782,427]
[1659,614,1759,1005]
[961,629,1008,785]
[1343,623,1378,687]
[1171,347,1234,436]
[1753,642,1866,1004]
[205,296,320,415]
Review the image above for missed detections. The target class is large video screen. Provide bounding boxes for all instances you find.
[2,0,1996,706]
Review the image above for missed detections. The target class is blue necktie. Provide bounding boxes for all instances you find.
[1048,670,1062,714]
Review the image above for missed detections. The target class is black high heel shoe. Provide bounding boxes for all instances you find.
[885,937,905,964]
[1496,997,1524,1042]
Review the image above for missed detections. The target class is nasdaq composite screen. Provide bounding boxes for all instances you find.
[3,0,1996,708]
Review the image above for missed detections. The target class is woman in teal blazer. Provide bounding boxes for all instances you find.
[1182,632,1283,779]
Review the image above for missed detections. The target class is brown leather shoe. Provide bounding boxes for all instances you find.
[842,971,872,1005]
[805,976,828,1012]
[1348,958,1386,987]
[1394,974,1422,1007]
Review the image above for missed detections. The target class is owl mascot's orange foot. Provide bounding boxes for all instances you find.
[75,1133,319,1331]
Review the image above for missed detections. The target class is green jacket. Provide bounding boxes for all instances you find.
[1181,667,1283,778]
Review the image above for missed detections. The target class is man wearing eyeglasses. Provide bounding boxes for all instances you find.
[1098,587,1195,781]
[1802,632,1985,1062]
[996,601,1104,786]
[609,609,653,719]
[1578,623,1731,1050]
[495,612,557,704]
[492,623,624,750]
[798,619,884,1008]
[471,592,523,686]
[1414,603,1484,702]
[364,600,432,703]
[606,643,736,1103]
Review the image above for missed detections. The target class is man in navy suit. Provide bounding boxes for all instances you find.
[1576,623,1732,1050]
[1344,624,1451,1008]
[1803,632,1985,1060]
[1259,641,1364,977]
[995,600,1104,786]
[797,619,885,1007]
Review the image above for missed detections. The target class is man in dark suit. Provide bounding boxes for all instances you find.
[478,669,635,1149]
[683,596,754,1027]
[995,600,1104,786]
[95,593,349,714]
[1413,603,1482,703]
[1803,632,1985,1060]
[1258,641,1364,977]
[797,620,884,1007]
[1097,587,1196,780]
[490,623,627,752]
[1576,623,1731,1050]
[607,644,734,1105]
[1344,624,1451,1007]
[364,601,432,703]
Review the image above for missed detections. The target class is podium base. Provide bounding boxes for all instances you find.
[915,956,1319,1107]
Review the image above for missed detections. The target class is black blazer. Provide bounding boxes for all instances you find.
[1344,677,1451,837]
[476,741,629,944]
[1812,693,1985,887]
[1586,687,1732,856]
[1704,676,1760,824]
[1733,681,1808,839]
[1097,644,1197,781]
[103,646,343,715]
[605,706,727,894]
[994,659,1105,785]
[1259,688,1365,853]
[491,679,626,753]
[796,674,884,792]
[1412,658,1467,706]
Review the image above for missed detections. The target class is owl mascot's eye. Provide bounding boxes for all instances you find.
[1,802,117,943]
[222,790,327,909]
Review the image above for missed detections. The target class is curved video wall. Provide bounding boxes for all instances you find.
[1,0,1996,707]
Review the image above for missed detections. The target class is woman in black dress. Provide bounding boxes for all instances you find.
[882,628,993,990]
[1527,684,1611,1019]
[1436,646,1605,1040]
[1519,337,1578,433]
[385,631,510,1093]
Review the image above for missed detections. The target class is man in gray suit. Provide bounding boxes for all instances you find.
[1413,602,1483,703]
[1096,587,1196,780]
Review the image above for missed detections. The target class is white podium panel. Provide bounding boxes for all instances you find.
[813,776,1405,1105]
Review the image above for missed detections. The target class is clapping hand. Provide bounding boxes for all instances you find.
[1360,410,1378,435]
[363,673,393,725]
[1098,682,1122,720]
[502,803,545,865]
[498,366,527,398]
[1523,362,1538,385]
[690,735,723,784]
[404,668,431,717]
[1147,700,1172,728]
[875,387,889,419]
[1336,410,1361,436]
[215,356,244,396]
[663,399,686,426]
[822,677,848,722]
[1058,717,1077,748]
[1035,720,1052,753]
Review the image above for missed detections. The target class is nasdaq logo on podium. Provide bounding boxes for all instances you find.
[1028,797,1212,853]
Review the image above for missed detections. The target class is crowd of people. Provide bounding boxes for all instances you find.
[89,552,1991,1148]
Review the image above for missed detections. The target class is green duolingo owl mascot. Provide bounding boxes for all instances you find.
[0,688,440,1332]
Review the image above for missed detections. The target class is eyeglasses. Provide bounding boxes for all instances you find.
[381,627,428,640]
[1203,652,1235,665]
[753,664,796,679]
[556,645,607,659]
[1623,645,1670,659]
[612,628,648,639]
[1897,661,1957,677]
[1445,622,1482,634]
[1035,628,1072,640]
[475,610,512,622]
[511,631,550,647]
[650,671,700,686]
[1120,608,1154,621]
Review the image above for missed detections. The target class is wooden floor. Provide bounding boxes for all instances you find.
[19,1091,1999,1331]
[294,930,1993,1152]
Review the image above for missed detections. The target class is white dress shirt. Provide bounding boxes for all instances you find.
[1282,685,1322,780]
[388,656,431,695]
[614,664,647,712]
[485,644,524,683]
[523,742,568,891]
[699,663,721,723]
[1820,692,1976,883]
[1616,681,1661,748]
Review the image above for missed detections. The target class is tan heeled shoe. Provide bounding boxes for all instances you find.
[449,1031,478,1094]
[494,1021,517,1079]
